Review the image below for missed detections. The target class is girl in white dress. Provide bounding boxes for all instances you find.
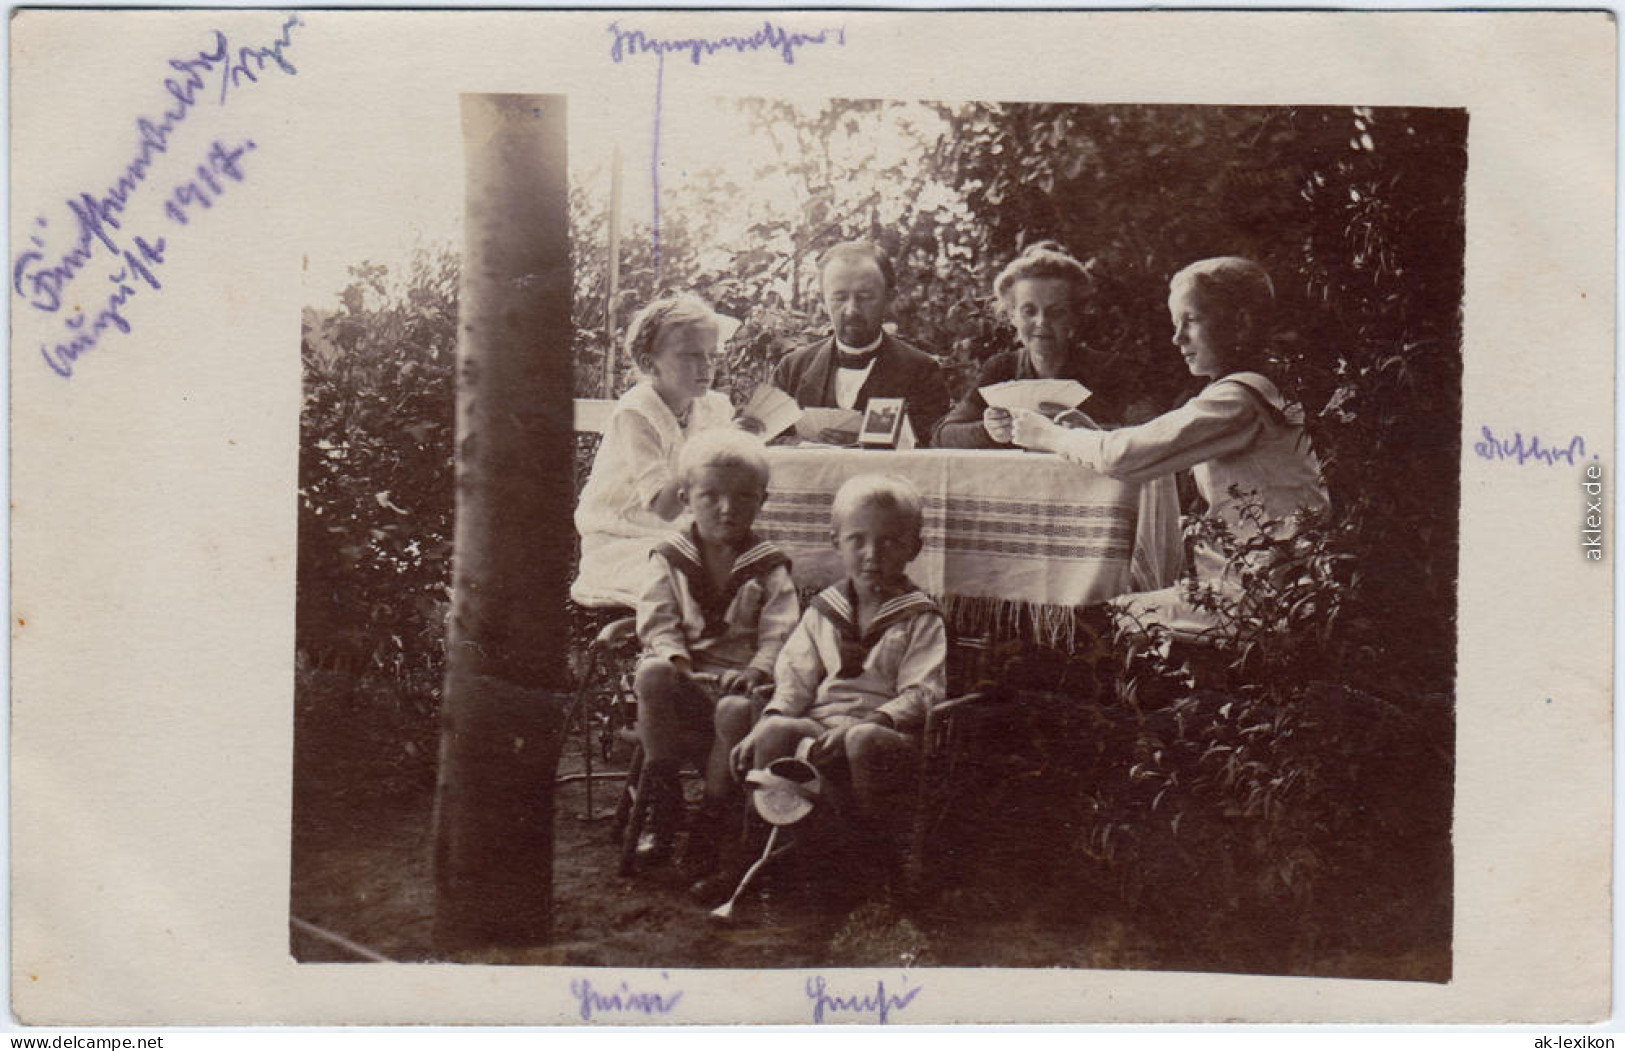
[572,293,739,608]
[1011,257,1330,642]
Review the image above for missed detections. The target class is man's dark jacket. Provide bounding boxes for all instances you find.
[771,332,951,445]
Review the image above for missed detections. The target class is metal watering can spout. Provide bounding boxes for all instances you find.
[709,750,823,924]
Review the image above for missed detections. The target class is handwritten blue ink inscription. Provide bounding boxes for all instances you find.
[605,19,846,277]
[806,975,922,1024]
[569,975,684,1022]
[1473,425,1590,467]
[165,138,256,225]
[16,14,304,379]
[608,19,845,66]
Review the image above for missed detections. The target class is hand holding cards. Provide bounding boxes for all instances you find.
[793,407,865,446]
[979,378,1092,414]
[738,385,803,440]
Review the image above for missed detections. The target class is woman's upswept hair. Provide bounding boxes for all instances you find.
[992,240,1097,316]
[624,292,720,373]
[830,473,924,539]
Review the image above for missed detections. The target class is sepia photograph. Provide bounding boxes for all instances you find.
[9,9,1611,1027]
[858,397,905,446]
[292,91,1462,980]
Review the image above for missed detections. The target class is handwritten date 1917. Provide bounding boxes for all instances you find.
[40,137,253,380]
[166,139,255,225]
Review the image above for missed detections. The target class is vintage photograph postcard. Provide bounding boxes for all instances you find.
[9,9,1614,1026]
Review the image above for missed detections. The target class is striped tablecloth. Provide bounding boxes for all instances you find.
[755,448,1181,644]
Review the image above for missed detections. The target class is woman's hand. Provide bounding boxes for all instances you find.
[981,406,1014,444]
[718,666,767,696]
[1010,407,1064,452]
[735,413,765,435]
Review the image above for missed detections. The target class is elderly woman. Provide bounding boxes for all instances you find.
[1010,257,1330,641]
[932,241,1124,449]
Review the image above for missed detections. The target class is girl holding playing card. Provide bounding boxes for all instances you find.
[1010,257,1329,640]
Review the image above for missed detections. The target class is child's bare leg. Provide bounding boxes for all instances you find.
[634,659,696,765]
[844,723,917,830]
[750,716,823,769]
[682,693,755,879]
[706,694,756,805]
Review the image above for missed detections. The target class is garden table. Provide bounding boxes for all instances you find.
[755,447,1181,647]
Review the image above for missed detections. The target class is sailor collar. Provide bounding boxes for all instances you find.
[654,527,790,638]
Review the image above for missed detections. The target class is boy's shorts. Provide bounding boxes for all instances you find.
[633,653,769,723]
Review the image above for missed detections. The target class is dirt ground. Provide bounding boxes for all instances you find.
[290,744,1156,970]
[289,666,1449,980]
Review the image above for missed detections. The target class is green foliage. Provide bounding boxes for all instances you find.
[298,247,459,695]
[1113,495,1353,695]
[1076,495,1452,967]
[1072,676,1451,972]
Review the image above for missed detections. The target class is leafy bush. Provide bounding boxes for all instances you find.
[297,249,458,697]
[1075,495,1451,972]
[1074,677,1450,975]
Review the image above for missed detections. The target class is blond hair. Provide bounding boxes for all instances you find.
[1170,257,1275,333]
[830,473,924,538]
[624,292,720,373]
[1169,257,1277,373]
[676,427,770,490]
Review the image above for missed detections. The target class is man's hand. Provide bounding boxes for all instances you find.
[982,406,1013,444]
[1010,408,1063,453]
[718,667,768,696]
[818,427,859,446]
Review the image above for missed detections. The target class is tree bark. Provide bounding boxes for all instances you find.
[432,94,572,951]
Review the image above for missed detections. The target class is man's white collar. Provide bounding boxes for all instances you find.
[835,334,883,359]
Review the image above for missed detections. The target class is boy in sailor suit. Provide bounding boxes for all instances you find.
[633,429,799,871]
[731,474,947,870]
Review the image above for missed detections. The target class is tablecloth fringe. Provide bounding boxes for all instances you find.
[941,594,1080,652]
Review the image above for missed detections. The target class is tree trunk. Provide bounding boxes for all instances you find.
[432,94,572,951]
